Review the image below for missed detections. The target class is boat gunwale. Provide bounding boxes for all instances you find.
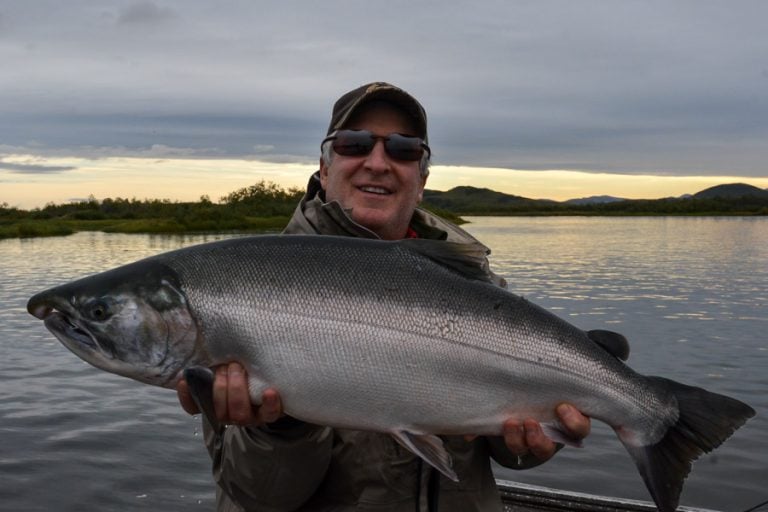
[496,479,720,512]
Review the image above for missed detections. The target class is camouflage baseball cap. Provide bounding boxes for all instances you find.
[327,82,428,143]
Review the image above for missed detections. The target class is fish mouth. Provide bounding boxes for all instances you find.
[43,310,99,351]
[28,294,98,351]
[28,301,53,320]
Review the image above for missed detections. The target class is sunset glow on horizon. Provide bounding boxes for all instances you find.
[3,155,767,210]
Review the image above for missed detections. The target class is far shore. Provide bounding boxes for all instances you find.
[4,211,768,241]
[0,216,291,240]
[3,181,766,240]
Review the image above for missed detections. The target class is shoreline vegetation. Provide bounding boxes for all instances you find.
[2,181,767,240]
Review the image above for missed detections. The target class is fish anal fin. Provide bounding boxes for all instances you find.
[541,421,584,448]
[183,366,219,431]
[390,430,458,482]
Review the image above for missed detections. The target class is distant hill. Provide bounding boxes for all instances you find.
[564,195,626,205]
[420,183,768,216]
[422,186,555,213]
[693,183,768,199]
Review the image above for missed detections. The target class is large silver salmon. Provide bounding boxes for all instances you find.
[26,235,754,512]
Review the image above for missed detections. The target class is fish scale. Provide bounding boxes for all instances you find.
[170,238,618,428]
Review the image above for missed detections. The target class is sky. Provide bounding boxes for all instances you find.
[2,0,767,208]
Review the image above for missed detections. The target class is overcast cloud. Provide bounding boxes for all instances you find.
[0,158,76,174]
[1,0,767,177]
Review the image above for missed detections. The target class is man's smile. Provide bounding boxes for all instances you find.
[358,185,392,195]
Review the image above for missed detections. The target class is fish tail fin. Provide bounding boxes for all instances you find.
[620,377,755,512]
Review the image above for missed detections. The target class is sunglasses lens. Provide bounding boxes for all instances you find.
[330,130,427,161]
[385,134,424,161]
[332,131,373,157]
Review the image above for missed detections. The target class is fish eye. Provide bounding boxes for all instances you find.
[85,299,113,322]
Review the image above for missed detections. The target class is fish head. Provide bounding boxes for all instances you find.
[27,260,204,388]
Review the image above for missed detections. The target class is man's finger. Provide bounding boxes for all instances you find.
[259,389,282,424]
[502,419,528,455]
[556,403,591,439]
[212,365,229,422]
[524,419,556,460]
[226,362,254,425]
[176,378,200,415]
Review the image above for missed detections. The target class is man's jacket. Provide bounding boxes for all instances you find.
[206,173,533,512]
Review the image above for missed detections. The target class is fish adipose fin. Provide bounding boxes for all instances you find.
[588,329,630,361]
[184,366,220,432]
[398,239,494,284]
[619,377,755,512]
[391,430,458,482]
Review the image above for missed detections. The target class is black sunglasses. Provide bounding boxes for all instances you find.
[322,129,431,162]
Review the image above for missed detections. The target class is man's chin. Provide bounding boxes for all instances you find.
[350,209,405,239]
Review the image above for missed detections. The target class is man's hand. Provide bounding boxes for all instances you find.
[177,362,284,426]
[501,404,591,462]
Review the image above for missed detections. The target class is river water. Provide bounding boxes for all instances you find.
[1,217,765,511]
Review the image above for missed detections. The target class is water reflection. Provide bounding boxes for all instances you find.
[462,217,767,510]
[1,220,766,511]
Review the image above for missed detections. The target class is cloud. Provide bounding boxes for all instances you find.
[116,1,176,25]
[1,1,767,178]
[0,159,77,174]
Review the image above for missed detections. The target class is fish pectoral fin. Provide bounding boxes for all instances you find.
[541,421,584,448]
[390,430,458,482]
[183,366,220,432]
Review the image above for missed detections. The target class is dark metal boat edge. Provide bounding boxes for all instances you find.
[497,480,719,512]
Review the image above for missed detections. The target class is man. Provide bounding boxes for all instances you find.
[177,82,591,511]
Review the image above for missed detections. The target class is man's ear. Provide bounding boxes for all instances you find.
[319,157,328,190]
[416,174,427,204]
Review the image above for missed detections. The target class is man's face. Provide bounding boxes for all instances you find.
[319,103,427,240]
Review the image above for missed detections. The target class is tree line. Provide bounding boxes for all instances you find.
[2,181,766,239]
[2,181,304,221]
[0,181,304,238]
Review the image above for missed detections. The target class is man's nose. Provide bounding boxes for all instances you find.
[364,139,390,171]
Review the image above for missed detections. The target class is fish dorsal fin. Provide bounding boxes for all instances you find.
[390,430,458,482]
[397,239,494,284]
[588,330,630,361]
